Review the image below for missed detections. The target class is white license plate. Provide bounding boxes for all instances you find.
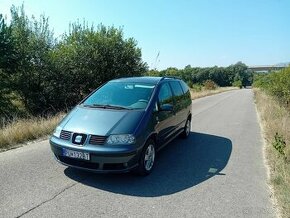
[62,148,90,160]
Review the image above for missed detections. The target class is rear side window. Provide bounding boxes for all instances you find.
[169,81,184,97]
[180,81,189,94]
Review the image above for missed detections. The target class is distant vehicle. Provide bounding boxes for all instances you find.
[50,76,192,175]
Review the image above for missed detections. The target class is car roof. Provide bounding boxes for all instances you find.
[110,76,180,85]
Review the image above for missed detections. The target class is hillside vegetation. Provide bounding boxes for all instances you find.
[254,67,290,217]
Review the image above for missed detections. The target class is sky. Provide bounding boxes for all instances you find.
[1,0,290,70]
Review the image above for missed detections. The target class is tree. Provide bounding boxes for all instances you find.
[230,62,252,87]
[9,5,54,114]
[0,14,18,119]
[3,5,147,115]
[44,23,148,111]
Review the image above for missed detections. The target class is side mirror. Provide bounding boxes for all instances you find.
[160,103,173,111]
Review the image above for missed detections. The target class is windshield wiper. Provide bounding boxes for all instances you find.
[102,104,132,110]
[83,104,131,110]
[82,104,104,108]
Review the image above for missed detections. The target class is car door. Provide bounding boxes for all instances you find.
[169,81,187,131]
[154,82,176,145]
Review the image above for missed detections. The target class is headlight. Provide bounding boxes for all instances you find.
[107,134,135,145]
[53,126,62,138]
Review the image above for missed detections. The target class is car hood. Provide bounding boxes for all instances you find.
[60,106,145,136]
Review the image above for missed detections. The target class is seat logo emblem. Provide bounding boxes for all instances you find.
[75,135,82,143]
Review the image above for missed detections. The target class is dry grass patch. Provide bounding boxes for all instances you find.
[254,89,290,217]
[190,86,238,100]
[0,113,64,151]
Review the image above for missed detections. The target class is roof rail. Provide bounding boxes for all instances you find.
[160,76,181,81]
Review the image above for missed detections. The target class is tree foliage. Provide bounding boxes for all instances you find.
[0,13,18,118]
[46,23,147,111]
[253,67,290,107]
[0,5,147,117]
[146,62,253,88]
[9,5,55,114]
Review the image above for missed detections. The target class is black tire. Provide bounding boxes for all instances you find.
[180,118,191,139]
[134,139,156,176]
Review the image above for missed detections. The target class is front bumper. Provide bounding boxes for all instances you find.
[50,136,140,173]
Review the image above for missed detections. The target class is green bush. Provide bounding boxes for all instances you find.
[253,67,290,108]
[272,132,286,157]
[232,80,242,88]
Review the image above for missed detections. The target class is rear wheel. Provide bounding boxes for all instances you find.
[180,118,191,138]
[135,139,156,176]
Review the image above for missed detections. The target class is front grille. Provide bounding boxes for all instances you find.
[89,135,107,145]
[60,130,72,140]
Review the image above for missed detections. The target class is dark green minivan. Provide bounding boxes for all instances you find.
[50,76,192,175]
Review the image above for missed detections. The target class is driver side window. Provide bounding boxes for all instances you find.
[158,83,173,107]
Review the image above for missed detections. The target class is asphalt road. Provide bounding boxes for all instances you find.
[0,89,276,218]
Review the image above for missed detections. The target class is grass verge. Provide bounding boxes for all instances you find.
[254,88,290,217]
[190,86,239,100]
[0,113,64,152]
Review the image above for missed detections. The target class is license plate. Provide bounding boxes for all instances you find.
[62,148,90,160]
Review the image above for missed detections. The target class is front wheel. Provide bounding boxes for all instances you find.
[180,118,191,139]
[135,139,156,176]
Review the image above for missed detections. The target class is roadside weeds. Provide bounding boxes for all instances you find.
[254,88,290,218]
[0,113,64,152]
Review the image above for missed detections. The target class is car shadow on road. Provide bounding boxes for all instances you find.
[64,132,232,197]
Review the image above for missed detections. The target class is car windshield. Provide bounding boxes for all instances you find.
[82,82,155,109]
